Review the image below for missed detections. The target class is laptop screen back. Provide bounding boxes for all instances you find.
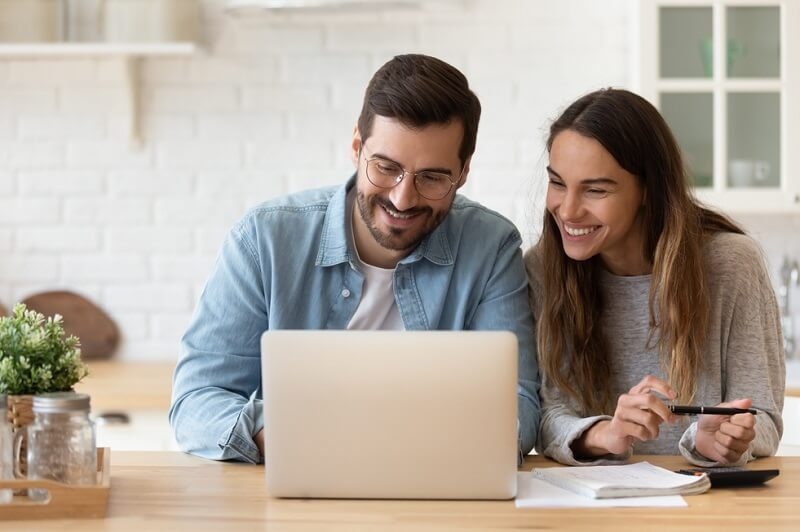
[261,330,518,500]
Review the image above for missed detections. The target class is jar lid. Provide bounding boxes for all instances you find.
[33,392,91,413]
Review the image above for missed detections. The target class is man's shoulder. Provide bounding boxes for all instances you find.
[448,194,521,238]
[251,184,339,215]
[234,184,340,229]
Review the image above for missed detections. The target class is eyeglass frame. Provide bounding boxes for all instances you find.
[359,144,465,201]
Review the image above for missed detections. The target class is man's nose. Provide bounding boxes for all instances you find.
[388,171,420,211]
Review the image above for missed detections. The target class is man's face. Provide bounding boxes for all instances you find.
[350,115,469,268]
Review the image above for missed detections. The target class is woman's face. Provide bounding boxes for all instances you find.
[546,130,649,276]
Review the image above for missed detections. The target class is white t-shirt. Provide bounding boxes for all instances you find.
[345,191,405,330]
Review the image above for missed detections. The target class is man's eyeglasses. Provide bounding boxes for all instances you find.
[360,146,462,201]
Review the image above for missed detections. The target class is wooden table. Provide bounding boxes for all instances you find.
[74,361,176,411]
[2,452,798,531]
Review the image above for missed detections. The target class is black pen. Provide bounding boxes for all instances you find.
[669,405,757,416]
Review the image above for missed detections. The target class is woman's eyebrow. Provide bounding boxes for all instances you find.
[546,166,617,186]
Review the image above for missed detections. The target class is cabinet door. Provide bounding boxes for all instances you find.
[779,395,800,456]
[638,0,800,213]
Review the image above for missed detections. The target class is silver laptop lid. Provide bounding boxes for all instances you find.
[261,330,518,500]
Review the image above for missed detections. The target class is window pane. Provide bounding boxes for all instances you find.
[660,7,713,78]
[727,7,780,78]
[727,93,780,188]
[661,93,714,188]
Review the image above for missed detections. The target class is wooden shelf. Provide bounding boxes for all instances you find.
[0,42,197,57]
[0,42,198,148]
[225,0,461,13]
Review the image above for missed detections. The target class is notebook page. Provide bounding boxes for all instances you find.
[535,461,703,490]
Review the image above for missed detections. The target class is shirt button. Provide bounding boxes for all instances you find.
[341,289,351,298]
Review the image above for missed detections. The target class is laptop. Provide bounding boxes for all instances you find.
[261,330,518,500]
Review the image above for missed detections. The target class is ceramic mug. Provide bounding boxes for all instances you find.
[754,160,771,182]
[729,159,755,187]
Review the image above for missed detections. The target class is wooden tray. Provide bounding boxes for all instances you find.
[0,447,111,520]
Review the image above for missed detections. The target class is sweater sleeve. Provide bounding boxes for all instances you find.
[537,377,631,465]
[679,234,785,465]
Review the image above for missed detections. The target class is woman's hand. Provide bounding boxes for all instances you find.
[695,398,756,464]
[574,375,677,458]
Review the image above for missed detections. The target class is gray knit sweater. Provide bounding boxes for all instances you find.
[525,232,785,466]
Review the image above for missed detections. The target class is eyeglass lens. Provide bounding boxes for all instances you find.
[365,157,455,200]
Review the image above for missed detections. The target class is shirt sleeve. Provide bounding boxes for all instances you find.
[169,220,268,463]
[469,230,540,463]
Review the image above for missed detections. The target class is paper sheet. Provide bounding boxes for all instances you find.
[514,472,688,508]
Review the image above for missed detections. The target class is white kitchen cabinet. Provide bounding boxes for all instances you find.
[636,0,800,213]
[779,395,800,455]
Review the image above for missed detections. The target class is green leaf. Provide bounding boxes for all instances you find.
[0,303,89,395]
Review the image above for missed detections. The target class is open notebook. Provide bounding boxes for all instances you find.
[533,462,711,499]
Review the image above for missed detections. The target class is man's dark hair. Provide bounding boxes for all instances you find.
[357,54,481,166]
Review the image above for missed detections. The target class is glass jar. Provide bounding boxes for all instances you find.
[0,394,12,504]
[25,392,96,500]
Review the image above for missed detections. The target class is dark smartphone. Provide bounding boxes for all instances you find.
[677,466,780,487]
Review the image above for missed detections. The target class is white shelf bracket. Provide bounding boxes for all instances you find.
[122,56,143,150]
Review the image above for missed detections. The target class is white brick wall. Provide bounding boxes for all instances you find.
[1,0,795,361]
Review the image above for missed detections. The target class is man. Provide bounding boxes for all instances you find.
[169,54,540,463]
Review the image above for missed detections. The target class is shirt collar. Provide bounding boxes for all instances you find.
[316,175,454,267]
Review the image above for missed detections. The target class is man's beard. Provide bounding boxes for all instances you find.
[355,190,448,252]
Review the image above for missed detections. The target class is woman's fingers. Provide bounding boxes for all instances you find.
[617,392,673,423]
[612,398,666,440]
[717,419,756,449]
[605,375,679,451]
[628,374,677,401]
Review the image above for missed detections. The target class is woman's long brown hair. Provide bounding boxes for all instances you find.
[538,89,744,414]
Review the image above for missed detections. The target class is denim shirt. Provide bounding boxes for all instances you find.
[169,178,540,464]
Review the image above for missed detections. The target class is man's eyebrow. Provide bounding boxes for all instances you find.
[368,152,400,164]
[546,166,618,186]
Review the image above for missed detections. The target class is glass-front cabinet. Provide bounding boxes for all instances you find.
[638,0,800,212]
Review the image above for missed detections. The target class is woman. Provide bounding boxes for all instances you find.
[526,88,784,466]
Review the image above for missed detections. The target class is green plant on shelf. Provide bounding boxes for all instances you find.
[0,303,88,395]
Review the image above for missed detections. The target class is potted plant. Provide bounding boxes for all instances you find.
[0,303,88,442]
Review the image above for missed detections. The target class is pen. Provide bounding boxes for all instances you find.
[669,405,757,416]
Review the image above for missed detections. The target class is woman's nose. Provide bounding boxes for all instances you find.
[558,190,583,220]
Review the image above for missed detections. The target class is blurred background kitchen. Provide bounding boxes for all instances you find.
[1,0,798,452]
